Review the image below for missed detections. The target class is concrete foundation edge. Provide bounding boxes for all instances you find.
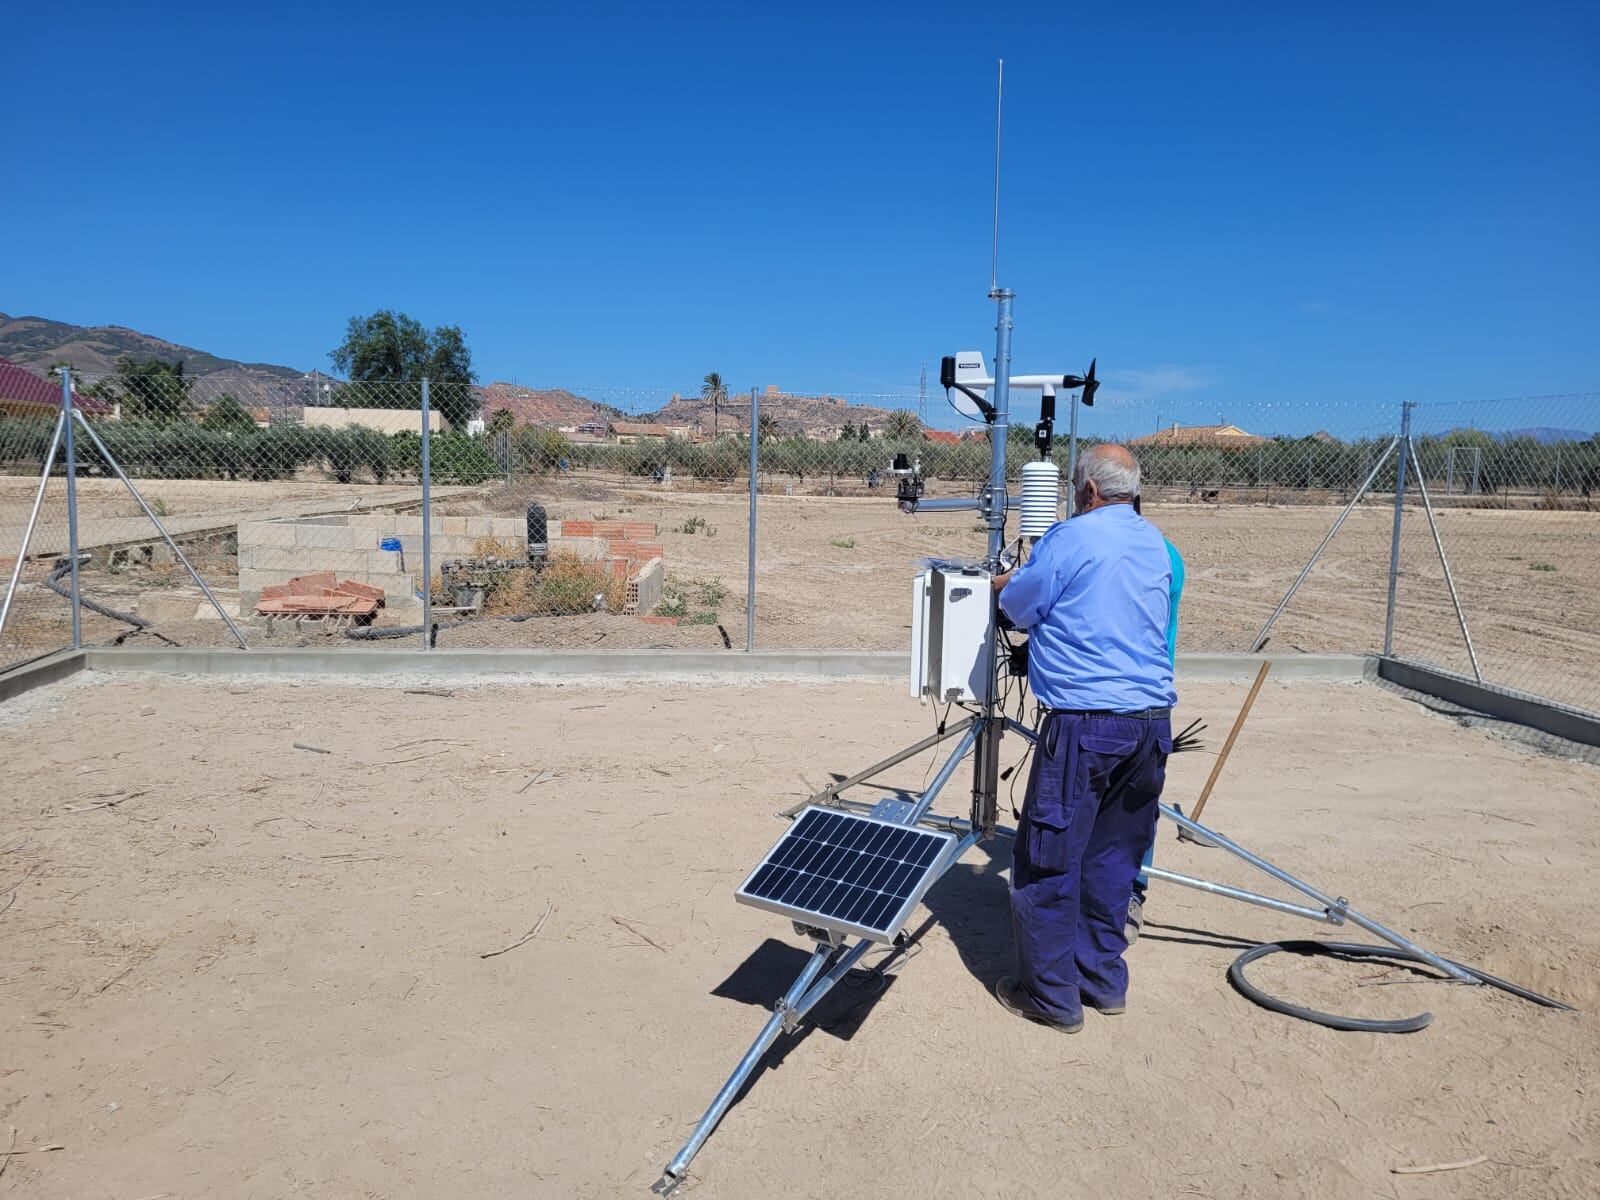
[0,650,86,703]
[1377,656,1600,750]
[63,647,1373,681]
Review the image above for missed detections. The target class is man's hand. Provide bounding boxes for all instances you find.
[992,570,1013,593]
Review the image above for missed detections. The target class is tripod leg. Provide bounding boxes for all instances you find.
[654,942,838,1194]
[1158,802,1476,982]
[780,715,976,817]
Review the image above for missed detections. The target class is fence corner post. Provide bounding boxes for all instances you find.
[1382,400,1414,657]
[746,387,759,652]
[421,378,432,651]
[61,368,82,648]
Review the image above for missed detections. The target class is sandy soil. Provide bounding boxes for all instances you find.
[1,674,1595,1199]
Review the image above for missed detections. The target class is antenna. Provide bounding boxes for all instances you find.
[918,362,928,424]
[990,58,1004,293]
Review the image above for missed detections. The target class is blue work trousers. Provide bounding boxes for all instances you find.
[1010,711,1171,1022]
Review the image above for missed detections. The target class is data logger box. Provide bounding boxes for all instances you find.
[909,566,995,704]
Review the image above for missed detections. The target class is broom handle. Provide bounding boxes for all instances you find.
[1187,661,1271,823]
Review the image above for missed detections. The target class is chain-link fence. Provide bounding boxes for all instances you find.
[1,362,1594,718]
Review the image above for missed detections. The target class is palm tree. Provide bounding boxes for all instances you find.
[884,410,923,440]
[702,372,728,437]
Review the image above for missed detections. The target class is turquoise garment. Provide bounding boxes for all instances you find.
[1165,539,1185,664]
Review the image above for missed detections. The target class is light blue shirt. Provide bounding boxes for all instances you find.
[1000,504,1176,711]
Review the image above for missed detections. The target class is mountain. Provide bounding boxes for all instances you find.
[1504,427,1593,444]
[0,312,305,394]
[653,387,902,437]
[475,382,626,427]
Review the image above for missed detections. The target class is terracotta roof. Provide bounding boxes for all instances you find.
[923,429,962,445]
[611,421,688,437]
[0,358,114,415]
[1128,423,1268,448]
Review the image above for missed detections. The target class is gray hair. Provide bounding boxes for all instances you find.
[1074,444,1141,499]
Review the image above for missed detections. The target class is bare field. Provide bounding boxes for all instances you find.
[5,473,1596,712]
[0,675,1595,1199]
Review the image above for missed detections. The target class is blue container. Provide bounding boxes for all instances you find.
[379,537,403,552]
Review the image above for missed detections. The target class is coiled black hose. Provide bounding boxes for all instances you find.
[1228,939,1576,1033]
[46,559,151,630]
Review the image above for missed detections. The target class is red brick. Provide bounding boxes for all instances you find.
[562,520,595,536]
[637,615,679,626]
[622,522,657,539]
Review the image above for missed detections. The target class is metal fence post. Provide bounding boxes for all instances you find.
[421,378,432,651]
[746,387,759,652]
[1382,401,1414,657]
[61,369,82,648]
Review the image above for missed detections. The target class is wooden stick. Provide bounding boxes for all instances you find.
[1187,661,1271,825]
[481,900,554,959]
[1391,1154,1488,1175]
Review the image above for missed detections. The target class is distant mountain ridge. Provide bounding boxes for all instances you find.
[1504,427,1593,444]
[0,312,305,393]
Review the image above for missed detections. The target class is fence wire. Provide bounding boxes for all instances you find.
[0,363,1594,720]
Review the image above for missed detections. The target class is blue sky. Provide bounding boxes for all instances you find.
[7,2,1597,436]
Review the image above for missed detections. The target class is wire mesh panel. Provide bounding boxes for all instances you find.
[0,409,78,671]
[1392,395,1600,717]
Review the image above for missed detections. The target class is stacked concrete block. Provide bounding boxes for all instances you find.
[237,517,420,614]
[235,512,668,618]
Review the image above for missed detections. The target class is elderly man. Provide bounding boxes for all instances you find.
[990,444,1175,1032]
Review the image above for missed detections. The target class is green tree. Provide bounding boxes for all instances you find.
[115,358,190,422]
[757,413,778,442]
[199,394,258,435]
[702,372,728,437]
[884,410,922,440]
[328,310,478,429]
[858,422,870,442]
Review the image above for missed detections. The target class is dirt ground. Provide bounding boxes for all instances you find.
[5,472,1597,712]
[1,673,1595,1199]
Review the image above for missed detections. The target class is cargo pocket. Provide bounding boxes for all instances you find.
[1022,719,1086,876]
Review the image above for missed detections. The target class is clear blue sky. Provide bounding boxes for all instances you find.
[8,2,1597,435]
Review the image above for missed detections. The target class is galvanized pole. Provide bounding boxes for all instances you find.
[420,379,432,651]
[746,387,759,652]
[1382,402,1414,657]
[60,370,82,647]
[1063,387,1081,517]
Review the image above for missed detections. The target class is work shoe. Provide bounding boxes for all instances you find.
[994,976,1083,1033]
[1125,895,1145,945]
[1084,995,1127,1016]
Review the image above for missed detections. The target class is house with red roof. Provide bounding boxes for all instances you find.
[0,358,115,419]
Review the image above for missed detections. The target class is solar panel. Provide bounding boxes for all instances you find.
[735,807,958,941]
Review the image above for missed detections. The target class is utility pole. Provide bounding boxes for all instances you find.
[918,363,928,424]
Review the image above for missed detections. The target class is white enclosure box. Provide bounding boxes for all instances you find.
[909,567,994,704]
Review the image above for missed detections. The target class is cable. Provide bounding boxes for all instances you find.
[1227,939,1576,1033]
[45,559,151,630]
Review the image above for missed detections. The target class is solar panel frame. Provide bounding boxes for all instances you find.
[735,806,959,941]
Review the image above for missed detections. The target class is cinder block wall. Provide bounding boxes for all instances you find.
[236,514,665,617]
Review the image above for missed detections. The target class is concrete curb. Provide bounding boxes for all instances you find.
[66,646,1374,681]
[0,651,85,703]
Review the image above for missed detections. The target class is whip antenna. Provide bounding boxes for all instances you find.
[991,58,1004,293]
